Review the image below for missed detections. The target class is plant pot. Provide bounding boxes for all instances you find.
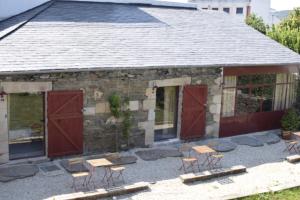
[281,130,292,140]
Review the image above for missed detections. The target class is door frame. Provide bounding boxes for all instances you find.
[0,82,52,163]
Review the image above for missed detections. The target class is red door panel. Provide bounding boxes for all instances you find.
[47,91,83,158]
[181,85,207,140]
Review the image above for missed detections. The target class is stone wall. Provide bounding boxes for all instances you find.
[0,67,222,155]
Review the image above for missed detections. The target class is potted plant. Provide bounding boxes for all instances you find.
[281,108,300,140]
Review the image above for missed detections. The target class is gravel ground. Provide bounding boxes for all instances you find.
[0,139,300,200]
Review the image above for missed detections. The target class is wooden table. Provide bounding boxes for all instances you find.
[86,158,114,187]
[192,145,216,169]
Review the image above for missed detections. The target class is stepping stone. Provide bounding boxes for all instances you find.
[60,160,89,173]
[107,155,137,165]
[180,165,247,184]
[286,155,300,163]
[0,164,39,182]
[135,149,183,161]
[231,136,264,147]
[209,140,237,152]
[254,133,281,145]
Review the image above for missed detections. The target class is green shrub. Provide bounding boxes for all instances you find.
[108,93,121,118]
[281,108,300,131]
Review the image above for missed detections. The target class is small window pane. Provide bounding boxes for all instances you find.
[250,87,262,113]
[236,7,243,14]
[236,88,250,115]
[237,75,250,86]
[212,8,219,11]
[223,8,230,13]
[202,8,208,10]
[262,87,274,112]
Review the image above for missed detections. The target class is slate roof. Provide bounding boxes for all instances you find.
[0,0,299,74]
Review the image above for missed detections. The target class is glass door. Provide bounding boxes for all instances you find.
[8,93,45,160]
[154,86,179,141]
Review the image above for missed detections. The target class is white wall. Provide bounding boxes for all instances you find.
[191,0,250,20]
[0,0,49,20]
[250,0,271,24]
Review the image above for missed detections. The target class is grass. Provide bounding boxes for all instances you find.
[237,187,300,200]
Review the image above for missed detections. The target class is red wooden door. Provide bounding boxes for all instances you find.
[47,90,83,158]
[181,85,207,140]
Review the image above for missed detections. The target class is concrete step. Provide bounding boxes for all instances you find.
[180,165,247,184]
[48,182,150,200]
[286,155,300,163]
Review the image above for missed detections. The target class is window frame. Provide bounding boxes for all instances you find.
[236,7,244,14]
[222,73,297,117]
[223,7,230,13]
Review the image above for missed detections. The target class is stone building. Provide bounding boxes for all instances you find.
[0,0,299,164]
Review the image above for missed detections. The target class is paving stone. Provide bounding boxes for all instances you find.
[209,140,237,152]
[107,155,137,165]
[231,136,264,147]
[60,160,89,173]
[254,133,281,145]
[135,148,183,161]
[0,164,39,182]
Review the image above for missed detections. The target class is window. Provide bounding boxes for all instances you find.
[222,73,298,117]
[236,7,244,14]
[212,8,219,11]
[223,7,230,13]
[202,8,208,10]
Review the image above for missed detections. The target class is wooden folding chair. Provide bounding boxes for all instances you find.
[178,143,200,173]
[284,140,299,154]
[68,158,91,191]
[107,153,126,186]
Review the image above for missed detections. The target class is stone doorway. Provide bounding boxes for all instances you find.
[154,86,179,141]
[8,93,45,160]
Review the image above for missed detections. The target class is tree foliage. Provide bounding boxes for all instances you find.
[267,8,300,54]
[245,14,267,34]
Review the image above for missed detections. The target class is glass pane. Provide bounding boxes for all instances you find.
[9,93,45,160]
[262,87,274,112]
[264,74,276,84]
[154,87,178,141]
[237,75,250,86]
[236,88,250,115]
[249,87,262,113]
[251,74,265,84]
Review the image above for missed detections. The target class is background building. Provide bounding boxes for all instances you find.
[189,0,272,24]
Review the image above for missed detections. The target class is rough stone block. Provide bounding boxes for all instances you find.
[94,90,103,100]
[148,109,155,121]
[212,95,222,104]
[213,114,221,122]
[148,77,191,88]
[143,99,156,110]
[95,102,110,114]
[129,101,139,111]
[145,88,156,99]
[206,123,219,137]
[209,104,221,114]
[83,107,96,116]
[0,153,9,164]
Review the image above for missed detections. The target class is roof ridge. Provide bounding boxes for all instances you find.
[0,1,55,41]
[56,0,197,9]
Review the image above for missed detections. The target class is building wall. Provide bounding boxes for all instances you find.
[190,0,251,20]
[0,0,49,20]
[190,0,272,24]
[0,67,222,159]
[250,0,271,24]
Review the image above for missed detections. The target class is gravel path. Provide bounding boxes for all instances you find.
[0,139,300,200]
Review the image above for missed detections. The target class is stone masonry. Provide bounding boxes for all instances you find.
[0,67,222,155]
